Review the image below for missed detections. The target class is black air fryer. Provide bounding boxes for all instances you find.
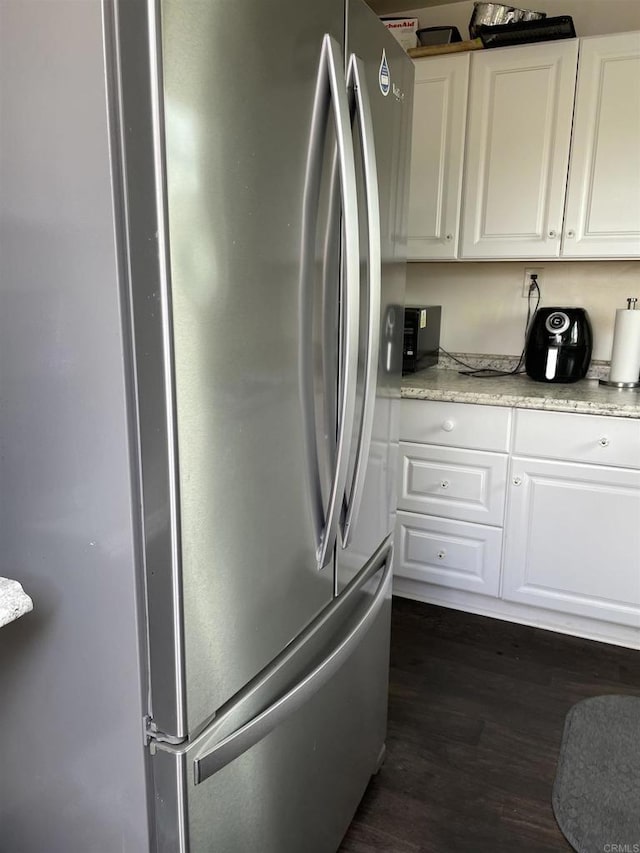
[525,307,593,383]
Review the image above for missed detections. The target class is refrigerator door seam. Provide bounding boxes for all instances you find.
[299,38,340,562]
[341,53,383,547]
[316,33,360,570]
[298,33,361,572]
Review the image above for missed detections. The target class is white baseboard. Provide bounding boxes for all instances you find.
[392,576,640,650]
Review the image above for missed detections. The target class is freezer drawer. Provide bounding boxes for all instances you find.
[152,539,392,853]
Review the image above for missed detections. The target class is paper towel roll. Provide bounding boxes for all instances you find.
[609,307,640,383]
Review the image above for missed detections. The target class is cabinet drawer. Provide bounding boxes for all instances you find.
[401,400,511,452]
[514,409,640,469]
[398,443,507,525]
[395,512,502,596]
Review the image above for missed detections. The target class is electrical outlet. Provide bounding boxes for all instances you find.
[522,267,543,298]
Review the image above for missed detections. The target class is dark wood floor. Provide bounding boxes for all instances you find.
[340,596,640,853]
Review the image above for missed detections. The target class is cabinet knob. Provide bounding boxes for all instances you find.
[440,480,450,490]
[437,550,446,560]
[566,229,575,238]
[548,229,557,239]
[445,233,453,242]
[442,420,455,432]
[513,476,522,486]
[599,436,610,447]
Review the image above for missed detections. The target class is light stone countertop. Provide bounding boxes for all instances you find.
[0,578,33,628]
[402,369,640,419]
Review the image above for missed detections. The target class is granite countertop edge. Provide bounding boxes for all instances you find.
[401,368,640,419]
[0,577,34,628]
[401,385,640,418]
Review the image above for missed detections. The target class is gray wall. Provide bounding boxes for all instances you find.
[0,1,150,849]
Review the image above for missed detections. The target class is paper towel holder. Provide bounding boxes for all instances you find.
[599,297,640,389]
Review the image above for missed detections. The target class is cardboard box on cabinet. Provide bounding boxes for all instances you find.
[380,17,419,50]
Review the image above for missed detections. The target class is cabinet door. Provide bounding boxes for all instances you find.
[460,40,578,259]
[503,456,640,626]
[562,32,640,258]
[407,54,469,260]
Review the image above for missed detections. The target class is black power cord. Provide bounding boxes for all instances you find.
[439,276,541,378]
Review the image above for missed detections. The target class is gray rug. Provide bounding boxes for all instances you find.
[553,695,640,853]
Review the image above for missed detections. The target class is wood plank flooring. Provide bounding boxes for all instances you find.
[339,597,640,853]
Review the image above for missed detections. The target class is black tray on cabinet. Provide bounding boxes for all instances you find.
[478,16,576,49]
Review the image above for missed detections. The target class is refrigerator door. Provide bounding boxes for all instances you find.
[337,0,414,592]
[112,0,359,739]
[151,538,393,853]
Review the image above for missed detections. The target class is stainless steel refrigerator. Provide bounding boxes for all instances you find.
[0,0,413,850]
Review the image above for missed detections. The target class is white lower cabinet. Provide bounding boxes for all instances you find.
[394,400,640,646]
[394,401,509,598]
[503,408,640,627]
[502,456,640,626]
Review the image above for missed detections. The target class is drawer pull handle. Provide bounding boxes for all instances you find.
[548,229,557,239]
[513,476,522,486]
[437,550,446,560]
[566,229,575,238]
[440,480,450,490]
[442,420,455,432]
[599,436,610,447]
[445,233,453,242]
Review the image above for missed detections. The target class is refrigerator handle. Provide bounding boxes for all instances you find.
[192,540,392,785]
[315,34,360,570]
[341,54,382,548]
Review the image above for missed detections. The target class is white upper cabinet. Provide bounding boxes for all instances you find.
[407,32,640,262]
[407,54,470,260]
[562,32,640,258]
[460,40,579,259]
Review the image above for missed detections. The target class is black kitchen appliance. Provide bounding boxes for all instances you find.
[416,26,461,46]
[525,307,592,383]
[403,305,441,374]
